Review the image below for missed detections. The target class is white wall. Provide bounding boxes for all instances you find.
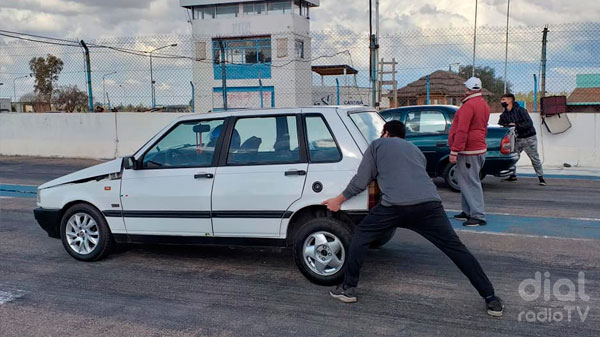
[0,113,187,159]
[489,113,600,168]
[1,112,599,168]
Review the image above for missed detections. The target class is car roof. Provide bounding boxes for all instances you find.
[174,105,374,122]
[381,105,459,113]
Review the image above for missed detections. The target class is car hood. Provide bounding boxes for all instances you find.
[38,158,123,190]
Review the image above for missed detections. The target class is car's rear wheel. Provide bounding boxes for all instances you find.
[443,162,461,192]
[443,163,487,192]
[293,217,352,286]
[60,203,113,261]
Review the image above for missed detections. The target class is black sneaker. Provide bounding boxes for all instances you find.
[329,285,357,303]
[503,175,518,182]
[463,218,487,227]
[453,212,469,221]
[538,177,547,186]
[486,296,504,317]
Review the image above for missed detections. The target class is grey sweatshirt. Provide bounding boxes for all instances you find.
[342,137,442,206]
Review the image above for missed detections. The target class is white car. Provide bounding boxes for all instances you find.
[34,106,393,285]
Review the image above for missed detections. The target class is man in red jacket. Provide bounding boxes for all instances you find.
[448,77,490,227]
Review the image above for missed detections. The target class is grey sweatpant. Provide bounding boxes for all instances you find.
[456,154,486,221]
[515,135,544,177]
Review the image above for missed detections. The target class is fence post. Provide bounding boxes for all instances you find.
[218,40,227,110]
[190,81,194,112]
[540,26,548,98]
[80,40,93,112]
[426,75,430,105]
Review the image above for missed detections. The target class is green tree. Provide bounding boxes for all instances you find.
[29,54,64,102]
[458,65,511,104]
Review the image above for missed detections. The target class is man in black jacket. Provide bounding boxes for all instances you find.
[498,93,547,186]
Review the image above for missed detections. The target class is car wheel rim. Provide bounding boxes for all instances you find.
[65,213,100,255]
[303,231,345,276]
[449,165,459,190]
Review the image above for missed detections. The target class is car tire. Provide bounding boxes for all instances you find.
[293,217,352,286]
[60,203,113,262]
[443,162,461,192]
[370,228,396,249]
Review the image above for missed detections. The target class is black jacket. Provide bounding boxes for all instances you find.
[498,102,536,139]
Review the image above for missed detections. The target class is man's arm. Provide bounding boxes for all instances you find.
[448,105,473,163]
[322,143,378,212]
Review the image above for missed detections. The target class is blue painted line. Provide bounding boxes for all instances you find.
[0,184,37,199]
[447,211,600,240]
[518,173,600,181]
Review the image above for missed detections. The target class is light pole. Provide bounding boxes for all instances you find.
[146,43,177,110]
[102,71,117,109]
[472,0,478,77]
[13,74,32,102]
[503,0,511,93]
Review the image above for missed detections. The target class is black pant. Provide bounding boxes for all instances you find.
[343,201,495,299]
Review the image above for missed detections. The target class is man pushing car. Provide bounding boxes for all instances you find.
[321,120,503,317]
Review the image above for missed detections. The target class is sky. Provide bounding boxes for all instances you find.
[0,0,599,107]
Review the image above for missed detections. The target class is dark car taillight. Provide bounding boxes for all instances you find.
[368,182,381,209]
[500,134,511,155]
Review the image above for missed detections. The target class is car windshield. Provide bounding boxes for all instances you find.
[349,111,385,144]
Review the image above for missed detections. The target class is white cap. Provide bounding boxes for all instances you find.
[464,77,482,91]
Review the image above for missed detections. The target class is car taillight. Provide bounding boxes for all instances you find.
[368,182,381,209]
[500,135,511,155]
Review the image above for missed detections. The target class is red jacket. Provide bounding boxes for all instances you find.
[448,93,490,156]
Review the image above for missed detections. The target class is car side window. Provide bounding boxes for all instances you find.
[227,115,300,165]
[405,110,447,135]
[142,119,225,168]
[305,115,342,163]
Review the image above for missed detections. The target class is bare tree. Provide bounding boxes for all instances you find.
[53,85,89,112]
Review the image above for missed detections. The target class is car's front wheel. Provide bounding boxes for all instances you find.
[443,162,461,192]
[293,217,352,286]
[60,203,113,261]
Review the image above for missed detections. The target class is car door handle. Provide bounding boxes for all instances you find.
[436,142,448,147]
[194,173,214,179]
[285,169,307,176]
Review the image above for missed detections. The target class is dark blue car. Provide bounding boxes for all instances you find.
[381,105,519,191]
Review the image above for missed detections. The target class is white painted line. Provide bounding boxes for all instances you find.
[0,289,26,305]
[446,209,600,222]
[455,229,600,242]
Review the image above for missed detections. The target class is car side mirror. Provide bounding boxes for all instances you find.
[123,156,138,170]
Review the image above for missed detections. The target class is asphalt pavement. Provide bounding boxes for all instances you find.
[1,156,599,337]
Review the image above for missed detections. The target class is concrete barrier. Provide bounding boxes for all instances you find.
[1,111,599,168]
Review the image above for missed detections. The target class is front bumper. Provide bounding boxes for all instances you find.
[33,208,61,238]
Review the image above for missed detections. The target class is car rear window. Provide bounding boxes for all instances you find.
[349,111,385,144]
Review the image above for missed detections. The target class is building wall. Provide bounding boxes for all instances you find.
[190,13,312,112]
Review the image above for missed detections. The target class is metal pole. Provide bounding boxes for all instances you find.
[375,0,380,106]
[190,81,195,112]
[219,40,227,110]
[336,78,340,105]
[426,75,430,105]
[540,26,548,98]
[533,74,538,112]
[150,53,155,110]
[80,40,94,112]
[102,72,117,110]
[503,0,510,93]
[472,0,478,77]
[258,72,264,108]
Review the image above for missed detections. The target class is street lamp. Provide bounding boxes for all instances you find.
[13,74,32,102]
[102,71,117,109]
[146,43,177,110]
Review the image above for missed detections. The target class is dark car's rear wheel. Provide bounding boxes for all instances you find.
[443,162,486,192]
[293,217,352,286]
[60,203,113,261]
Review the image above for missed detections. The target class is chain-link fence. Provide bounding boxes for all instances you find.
[0,22,598,113]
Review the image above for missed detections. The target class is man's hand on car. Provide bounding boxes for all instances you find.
[322,194,346,212]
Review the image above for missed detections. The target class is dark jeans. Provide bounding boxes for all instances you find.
[343,201,495,299]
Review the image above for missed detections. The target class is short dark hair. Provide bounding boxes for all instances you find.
[383,120,406,139]
[502,93,516,101]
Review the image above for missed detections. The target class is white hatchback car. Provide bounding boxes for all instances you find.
[34,106,393,285]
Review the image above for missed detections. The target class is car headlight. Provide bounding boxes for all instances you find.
[36,188,41,205]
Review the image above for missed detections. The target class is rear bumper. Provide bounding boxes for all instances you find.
[482,154,519,177]
[33,208,61,238]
